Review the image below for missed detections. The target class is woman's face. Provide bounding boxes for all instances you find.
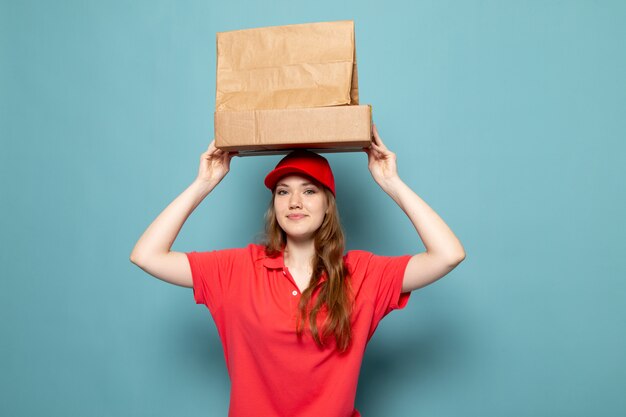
[273,174,329,242]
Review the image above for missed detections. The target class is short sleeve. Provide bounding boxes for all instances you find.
[346,251,412,336]
[185,247,249,312]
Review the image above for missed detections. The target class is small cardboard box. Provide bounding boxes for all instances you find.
[213,20,371,153]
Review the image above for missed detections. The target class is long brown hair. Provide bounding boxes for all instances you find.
[264,187,353,352]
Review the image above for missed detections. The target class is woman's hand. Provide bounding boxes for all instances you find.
[195,140,235,187]
[365,124,400,189]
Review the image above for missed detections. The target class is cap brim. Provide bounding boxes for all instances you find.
[264,167,317,190]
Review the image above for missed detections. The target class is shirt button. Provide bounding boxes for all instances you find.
[283,270,287,276]
[292,290,298,296]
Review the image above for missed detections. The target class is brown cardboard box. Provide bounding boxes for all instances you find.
[215,105,371,153]
[214,20,371,153]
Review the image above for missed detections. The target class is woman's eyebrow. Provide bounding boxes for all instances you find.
[276,182,318,188]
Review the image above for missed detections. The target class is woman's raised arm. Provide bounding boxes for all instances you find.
[365,125,466,293]
[129,141,234,287]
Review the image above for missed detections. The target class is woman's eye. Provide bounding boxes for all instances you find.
[304,189,316,195]
[276,190,288,195]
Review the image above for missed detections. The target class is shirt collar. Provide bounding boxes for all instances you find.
[261,253,284,269]
[260,249,327,284]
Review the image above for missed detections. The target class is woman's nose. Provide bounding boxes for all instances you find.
[289,194,302,209]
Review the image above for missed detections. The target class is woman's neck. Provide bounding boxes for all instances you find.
[284,239,315,270]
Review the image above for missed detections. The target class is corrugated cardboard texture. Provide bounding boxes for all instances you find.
[216,21,359,111]
[215,105,371,151]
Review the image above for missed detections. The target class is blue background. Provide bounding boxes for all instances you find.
[2,1,625,416]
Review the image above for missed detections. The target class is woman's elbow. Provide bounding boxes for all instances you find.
[129,251,145,266]
[448,250,466,267]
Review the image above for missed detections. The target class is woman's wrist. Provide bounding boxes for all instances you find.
[190,178,217,198]
[378,175,405,197]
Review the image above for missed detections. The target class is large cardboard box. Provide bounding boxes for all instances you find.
[214,20,371,153]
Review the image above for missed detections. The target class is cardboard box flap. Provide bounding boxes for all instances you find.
[216,20,359,111]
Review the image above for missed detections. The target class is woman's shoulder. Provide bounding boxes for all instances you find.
[235,243,267,259]
[344,249,412,277]
[344,249,373,260]
[190,243,265,259]
[343,249,374,269]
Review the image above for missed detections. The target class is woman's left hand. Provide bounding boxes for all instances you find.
[365,124,400,189]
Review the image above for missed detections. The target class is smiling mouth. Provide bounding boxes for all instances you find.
[287,214,306,220]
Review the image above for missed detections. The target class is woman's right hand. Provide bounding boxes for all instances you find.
[195,140,235,187]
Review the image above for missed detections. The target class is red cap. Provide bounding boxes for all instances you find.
[264,150,335,196]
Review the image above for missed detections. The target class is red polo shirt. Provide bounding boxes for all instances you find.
[186,244,411,417]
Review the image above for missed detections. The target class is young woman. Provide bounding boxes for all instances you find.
[130,125,465,417]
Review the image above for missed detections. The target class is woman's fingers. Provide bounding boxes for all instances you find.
[369,141,386,157]
[202,141,226,161]
[371,124,380,144]
[372,124,389,151]
[205,142,239,160]
[206,140,217,153]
